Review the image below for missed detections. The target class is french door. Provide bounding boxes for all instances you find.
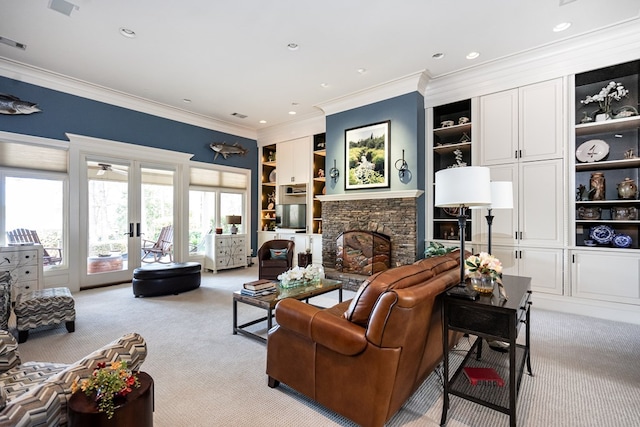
[81,156,175,287]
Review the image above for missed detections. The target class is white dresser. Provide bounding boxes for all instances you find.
[204,234,247,273]
[0,245,44,300]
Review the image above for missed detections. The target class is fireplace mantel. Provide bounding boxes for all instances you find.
[317,189,423,202]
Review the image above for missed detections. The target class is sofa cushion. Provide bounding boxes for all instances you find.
[343,253,459,327]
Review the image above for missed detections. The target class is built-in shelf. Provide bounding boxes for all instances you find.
[575,115,640,136]
[575,158,640,171]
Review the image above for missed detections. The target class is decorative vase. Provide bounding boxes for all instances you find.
[589,172,606,201]
[469,274,496,295]
[595,112,611,122]
[617,177,638,200]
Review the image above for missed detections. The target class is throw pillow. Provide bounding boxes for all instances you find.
[270,248,288,260]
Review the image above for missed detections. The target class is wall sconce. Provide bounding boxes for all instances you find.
[329,159,339,183]
[395,149,408,178]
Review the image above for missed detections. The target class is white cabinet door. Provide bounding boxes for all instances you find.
[480,79,564,165]
[277,137,311,185]
[310,235,323,265]
[492,246,564,295]
[571,250,640,304]
[519,78,564,161]
[480,89,518,165]
[484,165,518,247]
[519,159,564,246]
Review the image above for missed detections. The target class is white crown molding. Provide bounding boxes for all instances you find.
[424,18,640,107]
[317,189,424,202]
[0,58,258,140]
[317,71,429,116]
[256,112,325,146]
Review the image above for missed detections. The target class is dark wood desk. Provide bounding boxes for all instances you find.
[68,371,154,427]
[441,275,532,427]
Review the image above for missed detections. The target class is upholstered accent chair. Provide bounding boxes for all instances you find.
[0,332,147,427]
[258,239,295,280]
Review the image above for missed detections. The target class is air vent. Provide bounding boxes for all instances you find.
[0,36,26,50]
[231,112,248,119]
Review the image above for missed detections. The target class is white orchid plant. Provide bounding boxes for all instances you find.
[580,81,629,115]
[278,265,322,287]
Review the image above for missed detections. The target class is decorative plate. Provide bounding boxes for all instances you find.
[576,139,609,163]
[268,169,276,183]
[612,233,633,248]
[589,225,615,244]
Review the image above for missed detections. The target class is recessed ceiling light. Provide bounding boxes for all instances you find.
[466,51,480,60]
[320,83,329,88]
[357,68,367,74]
[432,53,445,59]
[119,27,136,38]
[553,22,572,32]
[288,111,297,115]
[259,120,267,124]
[182,98,191,103]
[287,43,299,51]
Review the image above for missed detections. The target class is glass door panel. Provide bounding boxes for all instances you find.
[141,167,174,263]
[86,160,130,277]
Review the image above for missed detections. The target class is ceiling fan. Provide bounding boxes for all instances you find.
[96,163,127,176]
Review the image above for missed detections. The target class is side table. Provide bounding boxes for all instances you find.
[441,276,532,427]
[68,371,154,427]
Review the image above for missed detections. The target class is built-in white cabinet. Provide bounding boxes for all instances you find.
[204,234,247,273]
[483,160,564,248]
[0,245,44,300]
[276,137,312,185]
[570,249,640,304]
[480,78,564,165]
[493,245,564,295]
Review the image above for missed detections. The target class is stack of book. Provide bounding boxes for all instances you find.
[240,279,277,296]
[463,367,505,387]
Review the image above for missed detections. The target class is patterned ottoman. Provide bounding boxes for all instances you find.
[14,287,76,343]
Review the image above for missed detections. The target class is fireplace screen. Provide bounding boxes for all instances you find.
[336,230,391,275]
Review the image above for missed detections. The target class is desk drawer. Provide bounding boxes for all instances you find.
[448,304,514,339]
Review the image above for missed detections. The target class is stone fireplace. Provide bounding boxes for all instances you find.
[319,193,422,290]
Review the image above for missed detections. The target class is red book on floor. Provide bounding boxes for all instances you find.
[463,367,505,386]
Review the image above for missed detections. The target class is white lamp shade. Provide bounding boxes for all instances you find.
[489,181,514,209]
[434,166,492,207]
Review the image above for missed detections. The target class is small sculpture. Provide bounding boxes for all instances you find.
[317,168,325,178]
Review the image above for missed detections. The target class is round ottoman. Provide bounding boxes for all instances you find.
[132,262,201,297]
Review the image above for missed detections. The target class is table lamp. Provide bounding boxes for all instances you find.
[226,215,242,234]
[484,181,513,254]
[435,166,492,287]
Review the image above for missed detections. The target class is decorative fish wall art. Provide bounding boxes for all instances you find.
[209,142,249,160]
[0,93,41,115]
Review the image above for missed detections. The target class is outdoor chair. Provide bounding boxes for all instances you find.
[142,225,173,263]
[5,228,63,266]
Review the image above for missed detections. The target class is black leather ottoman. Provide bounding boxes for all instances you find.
[133,262,201,297]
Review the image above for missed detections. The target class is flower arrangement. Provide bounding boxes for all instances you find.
[580,81,629,116]
[465,252,503,281]
[278,265,322,288]
[71,360,140,419]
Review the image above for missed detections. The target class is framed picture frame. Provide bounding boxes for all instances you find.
[345,120,390,190]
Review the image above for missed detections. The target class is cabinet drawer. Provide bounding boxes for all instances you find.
[13,280,38,296]
[3,249,38,266]
[12,266,39,281]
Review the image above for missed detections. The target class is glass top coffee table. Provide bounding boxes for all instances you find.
[232,278,343,343]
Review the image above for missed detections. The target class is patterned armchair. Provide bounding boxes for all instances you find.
[0,332,147,427]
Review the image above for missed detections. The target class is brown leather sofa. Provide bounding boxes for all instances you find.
[266,251,463,427]
[258,239,295,280]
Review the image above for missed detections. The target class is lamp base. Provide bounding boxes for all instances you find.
[230,225,238,234]
[446,285,479,300]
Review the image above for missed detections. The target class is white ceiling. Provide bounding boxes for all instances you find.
[1,0,639,133]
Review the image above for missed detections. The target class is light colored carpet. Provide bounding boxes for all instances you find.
[14,266,640,426]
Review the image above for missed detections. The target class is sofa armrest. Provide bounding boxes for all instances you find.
[275,299,368,356]
[0,330,20,373]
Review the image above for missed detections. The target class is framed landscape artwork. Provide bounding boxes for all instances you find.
[345,120,390,190]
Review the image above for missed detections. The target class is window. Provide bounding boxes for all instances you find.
[189,166,248,254]
[1,139,68,270]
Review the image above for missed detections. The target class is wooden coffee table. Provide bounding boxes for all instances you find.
[233,278,343,343]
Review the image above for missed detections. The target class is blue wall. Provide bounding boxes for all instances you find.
[0,76,260,252]
[325,91,426,255]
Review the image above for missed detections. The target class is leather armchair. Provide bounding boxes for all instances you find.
[266,252,463,427]
[258,239,295,280]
